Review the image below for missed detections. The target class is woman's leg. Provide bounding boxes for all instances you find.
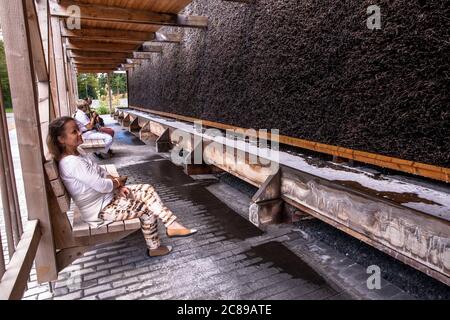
[127,184,197,237]
[126,184,177,227]
[99,195,171,256]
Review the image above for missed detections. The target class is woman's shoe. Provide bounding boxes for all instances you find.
[147,245,172,257]
[166,228,198,238]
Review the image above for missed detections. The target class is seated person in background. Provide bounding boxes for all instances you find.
[74,99,113,159]
[84,97,115,137]
[47,116,197,257]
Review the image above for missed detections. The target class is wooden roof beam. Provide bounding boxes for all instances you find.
[72,59,124,65]
[61,27,182,44]
[50,1,208,29]
[61,27,153,44]
[66,39,138,53]
[133,52,158,59]
[69,50,131,59]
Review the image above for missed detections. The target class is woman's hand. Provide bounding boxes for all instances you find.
[118,186,130,198]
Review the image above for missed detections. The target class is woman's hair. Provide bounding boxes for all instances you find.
[76,99,87,109]
[47,116,75,161]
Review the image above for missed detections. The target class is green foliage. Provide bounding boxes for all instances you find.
[0,41,12,110]
[77,73,99,99]
[98,74,107,97]
[95,101,110,115]
[110,74,127,95]
[76,73,127,101]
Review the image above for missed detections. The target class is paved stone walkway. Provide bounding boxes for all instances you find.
[3,115,410,300]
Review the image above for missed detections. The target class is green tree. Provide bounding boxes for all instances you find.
[77,73,99,99]
[98,73,107,97]
[0,40,12,109]
[111,74,127,95]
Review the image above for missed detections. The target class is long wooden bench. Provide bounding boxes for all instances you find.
[79,139,106,153]
[44,160,140,237]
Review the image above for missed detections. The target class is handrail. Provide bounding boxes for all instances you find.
[0,220,41,300]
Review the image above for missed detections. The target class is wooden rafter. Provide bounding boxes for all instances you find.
[61,27,154,43]
[61,27,182,44]
[133,52,159,59]
[67,41,138,53]
[72,58,124,64]
[50,0,208,28]
[69,50,131,59]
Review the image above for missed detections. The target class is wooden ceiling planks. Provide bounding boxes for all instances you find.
[50,0,202,73]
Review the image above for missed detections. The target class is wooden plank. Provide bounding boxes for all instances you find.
[90,224,108,235]
[50,178,66,197]
[124,219,141,231]
[67,41,137,53]
[70,50,131,59]
[55,246,89,272]
[25,0,48,82]
[72,208,91,237]
[0,0,58,283]
[50,16,70,115]
[61,27,155,43]
[44,160,59,180]
[107,221,125,233]
[56,193,71,213]
[51,1,208,28]
[73,59,124,65]
[0,220,41,300]
[153,32,182,43]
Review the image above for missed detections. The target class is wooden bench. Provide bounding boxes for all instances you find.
[44,160,140,237]
[79,139,106,153]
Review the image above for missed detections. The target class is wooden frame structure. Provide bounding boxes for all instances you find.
[0,0,206,299]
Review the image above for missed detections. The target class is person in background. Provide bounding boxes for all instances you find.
[47,117,197,257]
[74,99,113,159]
[84,97,115,137]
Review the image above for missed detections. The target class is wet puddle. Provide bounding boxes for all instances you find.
[335,180,439,205]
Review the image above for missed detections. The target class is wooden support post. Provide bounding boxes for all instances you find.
[113,109,120,120]
[50,16,70,115]
[139,121,157,141]
[120,113,130,127]
[156,128,171,153]
[0,0,59,283]
[128,117,141,134]
[183,140,223,175]
[249,168,283,229]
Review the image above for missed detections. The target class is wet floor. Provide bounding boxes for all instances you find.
[23,116,351,300]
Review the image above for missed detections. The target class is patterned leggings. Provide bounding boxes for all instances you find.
[99,184,177,250]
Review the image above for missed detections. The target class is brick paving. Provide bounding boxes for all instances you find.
[1,115,411,300]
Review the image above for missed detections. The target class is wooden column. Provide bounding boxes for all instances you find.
[50,16,70,115]
[0,0,58,283]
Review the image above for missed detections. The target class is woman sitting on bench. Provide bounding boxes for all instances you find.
[47,116,197,257]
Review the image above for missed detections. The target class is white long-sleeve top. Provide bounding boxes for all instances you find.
[59,150,114,226]
[74,109,90,133]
